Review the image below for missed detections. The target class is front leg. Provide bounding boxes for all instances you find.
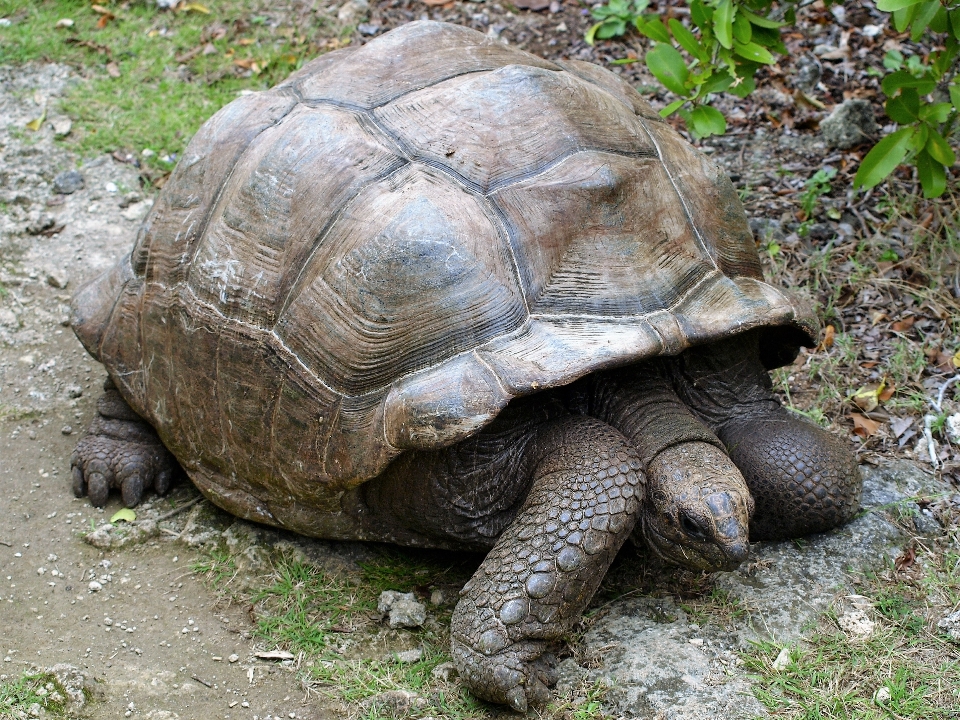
[71,377,176,507]
[451,417,643,711]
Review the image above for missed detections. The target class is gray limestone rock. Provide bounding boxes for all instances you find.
[378,590,427,628]
[820,99,878,149]
[52,169,84,195]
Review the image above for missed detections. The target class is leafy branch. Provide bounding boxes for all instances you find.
[587,0,960,197]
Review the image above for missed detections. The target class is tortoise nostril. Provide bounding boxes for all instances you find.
[679,511,708,541]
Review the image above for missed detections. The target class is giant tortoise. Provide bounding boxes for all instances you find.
[70,21,861,710]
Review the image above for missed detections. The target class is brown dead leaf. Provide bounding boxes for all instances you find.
[819,324,835,351]
[850,413,881,438]
[891,316,915,332]
[894,544,916,571]
[935,351,954,373]
[90,4,112,13]
[96,13,114,29]
[106,61,120,78]
[878,382,895,402]
[237,38,255,46]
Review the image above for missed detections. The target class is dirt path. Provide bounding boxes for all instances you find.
[0,63,324,720]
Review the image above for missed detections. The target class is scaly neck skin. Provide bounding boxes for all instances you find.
[665,329,782,434]
[570,364,722,467]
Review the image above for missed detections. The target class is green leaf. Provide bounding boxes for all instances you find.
[689,104,727,137]
[669,18,708,61]
[950,83,960,110]
[884,50,904,71]
[876,0,924,11]
[660,99,687,116]
[690,0,711,30]
[732,12,752,44]
[699,72,734,96]
[917,149,947,198]
[635,16,672,43]
[882,70,935,96]
[919,102,952,123]
[885,88,920,123]
[585,22,603,45]
[596,19,627,39]
[911,0,941,41]
[926,127,957,166]
[714,0,734,49]
[854,127,915,189]
[739,7,786,29]
[733,41,775,64]
[111,508,137,524]
[646,43,690,96]
[929,6,949,33]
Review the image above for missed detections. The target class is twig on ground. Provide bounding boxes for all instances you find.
[156,495,204,522]
[0,540,12,547]
[191,674,213,688]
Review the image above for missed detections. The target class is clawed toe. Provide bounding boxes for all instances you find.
[451,635,557,712]
[70,411,176,508]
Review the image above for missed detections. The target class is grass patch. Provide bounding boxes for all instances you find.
[0,0,344,183]
[0,671,69,718]
[192,538,611,718]
[743,533,960,719]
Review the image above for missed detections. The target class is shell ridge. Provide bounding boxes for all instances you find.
[633,116,720,273]
[180,97,302,288]
[176,283,341,400]
[272,157,412,327]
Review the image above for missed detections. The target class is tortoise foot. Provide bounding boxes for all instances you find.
[71,381,176,507]
[452,636,556,712]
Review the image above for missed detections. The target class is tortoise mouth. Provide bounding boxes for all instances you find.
[640,513,746,572]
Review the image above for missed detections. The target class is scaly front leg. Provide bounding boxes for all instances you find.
[451,417,643,711]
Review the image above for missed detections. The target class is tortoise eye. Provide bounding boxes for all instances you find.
[680,512,708,541]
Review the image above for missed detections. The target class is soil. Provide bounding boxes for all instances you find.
[1,2,958,719]
[0,65,326,720]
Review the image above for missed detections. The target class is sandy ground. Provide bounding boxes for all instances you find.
[0,63,328,720]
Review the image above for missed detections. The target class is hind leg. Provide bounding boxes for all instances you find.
[71,378,176,507]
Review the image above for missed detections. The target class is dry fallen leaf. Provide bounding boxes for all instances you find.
[819,324,835,351]
[891,316,915,332]
[852,380,886,413]
[850,413,881,438]
[25,108,46,131]
[953,349,960,369]
[181,2,211,13]
[894,544,916,571]
[878,382,895,402]
[96,13,114,29]
[106,61,121,78]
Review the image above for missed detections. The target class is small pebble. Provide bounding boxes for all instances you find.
[61,425,73,435]
[228,653,239,663]
[88,581,102,592]
[53,170,84,195]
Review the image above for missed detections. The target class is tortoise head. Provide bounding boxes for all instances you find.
[638,443,754,572]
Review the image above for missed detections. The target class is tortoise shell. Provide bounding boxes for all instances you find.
[72,21,815,537]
